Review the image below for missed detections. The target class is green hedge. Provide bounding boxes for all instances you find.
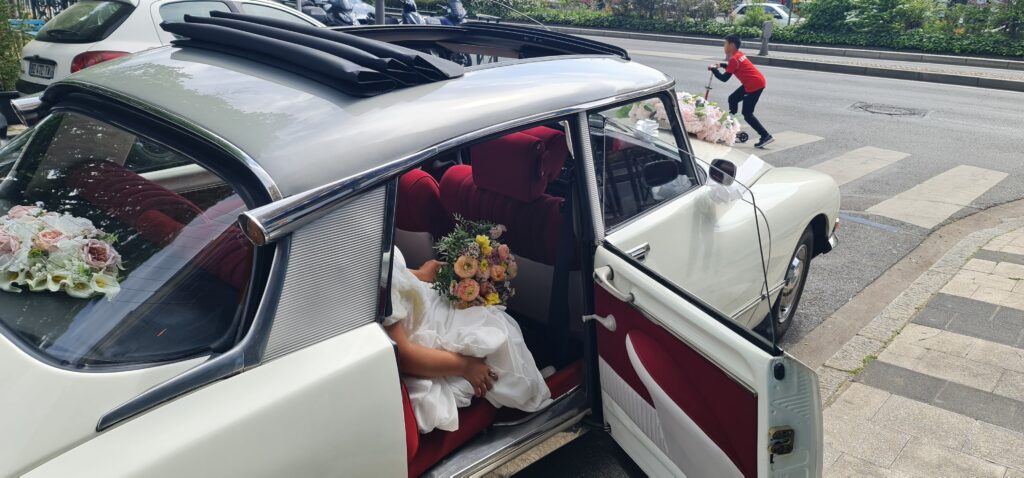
[502,8,1024,58]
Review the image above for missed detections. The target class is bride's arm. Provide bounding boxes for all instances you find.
[385,322,495,397]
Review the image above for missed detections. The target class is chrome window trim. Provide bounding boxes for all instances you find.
[96,238,290,431]
[49,79,284,202]
[238,79,676,246]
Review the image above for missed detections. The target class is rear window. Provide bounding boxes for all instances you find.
[35,1,135,43]
[159,1,231,24]
[0,112,255,368]
[240,3,312,24]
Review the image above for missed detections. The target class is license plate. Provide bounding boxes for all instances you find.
[28,62,54,79]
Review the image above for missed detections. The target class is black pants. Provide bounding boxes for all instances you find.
[728,86,769,139]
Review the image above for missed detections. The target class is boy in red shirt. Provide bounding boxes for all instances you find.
[709,34,773,148]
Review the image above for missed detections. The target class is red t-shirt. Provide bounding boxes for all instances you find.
[726,50,766,93]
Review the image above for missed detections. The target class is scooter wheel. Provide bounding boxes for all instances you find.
[737,132,749,143]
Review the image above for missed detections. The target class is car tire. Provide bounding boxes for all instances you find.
[769,226,813,340]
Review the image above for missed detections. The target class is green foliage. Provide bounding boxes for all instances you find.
[991,0,1024,39]
[800,0,857,32]
[847,0,937,33]
[0,1,28,91]
[503,7,762,37]
[736,4,772,28]
[771,25,1024,56]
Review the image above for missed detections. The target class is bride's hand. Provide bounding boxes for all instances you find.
[411,259,444,282]
[461,356,496,398]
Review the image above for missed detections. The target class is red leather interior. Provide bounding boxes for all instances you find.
[401,382,420,463]
[469,131,563,203]
[397,169,453,238]
[521,126,570,182]
[67,160,253,291]
[595,287,757,477]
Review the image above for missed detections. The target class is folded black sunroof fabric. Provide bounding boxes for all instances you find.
[208,11,464,82]
[162,21,397,97]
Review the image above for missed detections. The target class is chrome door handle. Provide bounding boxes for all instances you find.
[594,266,634,303]
[583,313,617,332]
[626,243,650,262]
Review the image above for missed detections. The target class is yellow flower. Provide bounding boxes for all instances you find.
[480,258,489,271]
[475,235,492,255]
[485,292,500,305]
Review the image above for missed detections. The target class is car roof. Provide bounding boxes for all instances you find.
[57,46,673,196]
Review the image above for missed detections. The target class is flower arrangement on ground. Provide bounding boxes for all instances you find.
[0,205,123,299]
[432,216,517,309]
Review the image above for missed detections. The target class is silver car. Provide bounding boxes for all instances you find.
[2,18,835,477]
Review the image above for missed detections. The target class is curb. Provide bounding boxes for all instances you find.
[524,23,1024,73]
[815,213,1024,405]
[745,55,1024,93]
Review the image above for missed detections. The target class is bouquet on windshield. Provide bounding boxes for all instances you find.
[0,205,123,300]
[432,217,517,309]
[676,92,742,146]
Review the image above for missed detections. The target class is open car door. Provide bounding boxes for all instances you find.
[580,98,822,477]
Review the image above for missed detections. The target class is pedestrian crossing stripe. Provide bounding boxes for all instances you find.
[866,165,1007,229]
[732,130,823,155]
[811,146,910,186]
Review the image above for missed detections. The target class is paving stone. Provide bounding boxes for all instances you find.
[929,293,999,317]
[1004,469,1024,478]
[975,249,1024,267]
[947,308,1024,348]
[826,335,885,372]
[913,349,1004,392]
[825,453,904,478]
[967,340,1024,373]
[934,381,1022,433]
[877,341,927,370]
[817,366,851,402]
[824,409,912,468]
[995,370,1024,402]
[859,361,944,404]
[966,259,999,273]
[871,395,976,450]
[911,306,956,329]
[963,421,1024,471]
[892,439,1005,478]
[829,382,891,419]
[994,262,1024,280]
[942,275,981,296]
[896,323,975,357]
[974,287,1014,305]
[823,445,841,471]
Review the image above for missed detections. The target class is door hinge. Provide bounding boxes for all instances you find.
[582,313,617,332]
[768,426,795,456]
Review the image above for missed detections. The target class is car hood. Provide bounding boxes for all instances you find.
[690,139,773,186]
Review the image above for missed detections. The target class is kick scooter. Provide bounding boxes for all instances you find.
[704,68,750,144]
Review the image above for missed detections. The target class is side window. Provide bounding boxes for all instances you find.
[0,112,254,368]
[240,3,312,24]
[0,131,32,177]
[589,96,699,230]
[159,0,231,23]
[737,6,747,14]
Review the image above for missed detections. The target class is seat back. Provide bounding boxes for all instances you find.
[439,127,568,322]
[395,169,452,269]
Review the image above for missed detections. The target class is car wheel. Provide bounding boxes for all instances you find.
[770,226,813,339]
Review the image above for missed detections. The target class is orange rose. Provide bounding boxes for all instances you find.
[454,255,478,279]
[456,278,480,302]
[490,264,506,281]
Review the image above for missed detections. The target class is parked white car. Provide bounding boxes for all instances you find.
[17,0,322,94]
[3,20,836,477]
[732,3,801,26]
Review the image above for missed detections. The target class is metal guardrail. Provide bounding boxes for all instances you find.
[8,18,46,35]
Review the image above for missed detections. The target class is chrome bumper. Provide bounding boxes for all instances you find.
[828,232,838,250]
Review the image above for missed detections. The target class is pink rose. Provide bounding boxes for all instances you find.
[507,260,518,279]
[497,244,510,261]
[490,264,506,281]
[456,278,480,303]
[0,231,20,256]
[8,205,39,219]
[83,239,120,270]
[33,229,64,252]
[454,255,478,279]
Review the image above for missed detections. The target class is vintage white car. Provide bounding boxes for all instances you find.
[1,18,838,477]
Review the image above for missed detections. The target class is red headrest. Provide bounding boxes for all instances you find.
[397,169,452,238]
[522,126,569,181]
[470,130,566,203]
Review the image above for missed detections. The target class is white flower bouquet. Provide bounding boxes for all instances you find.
[0,205,123,299]
[619,94,743,146]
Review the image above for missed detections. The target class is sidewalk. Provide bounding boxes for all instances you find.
[821,219,1024,476]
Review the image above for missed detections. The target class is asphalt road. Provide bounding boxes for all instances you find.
[515,36,1024,476]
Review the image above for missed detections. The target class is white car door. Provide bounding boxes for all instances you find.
[581,94,822,477]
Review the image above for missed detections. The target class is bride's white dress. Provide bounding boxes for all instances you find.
[385,248,552,434]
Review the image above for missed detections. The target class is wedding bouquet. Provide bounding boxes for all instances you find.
[617,94,742,146]
[0,205,123,299]
[432,217,517,309]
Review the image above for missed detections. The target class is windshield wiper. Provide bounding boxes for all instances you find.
[42,28,81,38]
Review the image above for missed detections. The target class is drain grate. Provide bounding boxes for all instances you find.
[851,102,927,117]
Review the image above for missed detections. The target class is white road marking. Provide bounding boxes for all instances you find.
[733,130,823,154]
[811,146,911,185]
[867,165,1008,229]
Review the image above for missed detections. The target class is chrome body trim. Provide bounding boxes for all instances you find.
[49,80,284,202]
[422,388,589,478]
[577,111,605,245]
[730,281,785,322]
[239,80,675,246]
[827,232,838,251]
[10,95,43,126]
[97,238,290,431]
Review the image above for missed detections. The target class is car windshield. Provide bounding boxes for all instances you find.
[776,4,791,15]
[35,1,135,43]
[0,112,255,369]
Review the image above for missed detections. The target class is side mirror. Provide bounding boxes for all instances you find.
[642,160,680,188]
[709,159,736,186]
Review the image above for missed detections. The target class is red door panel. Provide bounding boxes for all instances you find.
[595,287,758,477]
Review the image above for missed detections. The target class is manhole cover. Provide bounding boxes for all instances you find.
[851,102,926,117]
